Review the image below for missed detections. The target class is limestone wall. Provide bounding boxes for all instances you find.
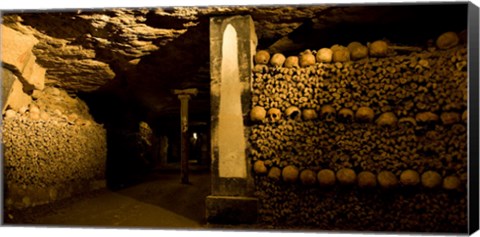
[248,32,468,232]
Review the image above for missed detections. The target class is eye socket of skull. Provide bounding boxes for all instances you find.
[290,111,299,119]
[321,105,336,122]
[285,106,301,120]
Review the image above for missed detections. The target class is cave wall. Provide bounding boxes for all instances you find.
[247,33,468,232]
[1,25,107,209]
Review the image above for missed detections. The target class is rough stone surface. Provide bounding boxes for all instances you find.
[1,24,45,91]
[2,68,32,113]
[1,24,38,69]
[2,5,468,117]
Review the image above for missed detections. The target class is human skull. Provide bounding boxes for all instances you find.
[254,50,270,65]
[4,109,17,119]
[316,48,333,63]
[317,169,336,187]
[320,105,336,122]
[29,104,40,114]
[415,112,439,126]
[421,171,442,189]
[299,49,316,67]
[284,56,299,68]
[357,171,377,188]
[302,109,318,121]
[400,170,420,186]
[253,160,267,175]
[336,168,357,185]
[282,165,299,183]
[267,108,282,123]
[376,112,398,128]
[268,167,282,181]
[440,112,461,125]
[355,106,374,123]
[250,106,266,122]
[270,53,286,67]
[377,170,398,189]
[331,45,350,62]
[18,106,28,114]
[369,40,388,57]
[285,106,301,120]
[436,31,459,49]
[443,175,461,190]
[347,41,369,60]
[300,169,317,186]
[337,108,354,123]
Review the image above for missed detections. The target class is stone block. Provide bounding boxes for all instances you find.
[1,24,45,91]
[2,68,32,114]
[206,195,258,224]
[20,52,46,91]
[1,24,38,68]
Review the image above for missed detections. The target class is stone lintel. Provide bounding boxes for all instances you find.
[174,88,198,96]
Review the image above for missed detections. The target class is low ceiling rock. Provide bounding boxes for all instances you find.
[1,4,467,120]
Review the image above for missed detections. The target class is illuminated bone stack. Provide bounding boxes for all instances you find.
[248,31,468,231]
[2,86,107,209]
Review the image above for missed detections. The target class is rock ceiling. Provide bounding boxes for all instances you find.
[1,4,468,120]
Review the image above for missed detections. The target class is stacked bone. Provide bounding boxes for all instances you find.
[249,32,467,231]
[2,86,107,209]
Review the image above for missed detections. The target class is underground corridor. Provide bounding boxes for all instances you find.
[1,3,477,233]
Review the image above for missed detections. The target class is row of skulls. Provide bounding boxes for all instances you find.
[253,161,463,191]
[254,31,461,70]
[250,105,467,127]
[250,105,364,124]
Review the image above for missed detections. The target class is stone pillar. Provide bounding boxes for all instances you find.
[174,88,198,184]
[206,15,258,224]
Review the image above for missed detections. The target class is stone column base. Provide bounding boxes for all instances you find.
[206,195,258,224]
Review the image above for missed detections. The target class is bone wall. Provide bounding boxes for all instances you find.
[2,86,107,209]
[248,32,467,232]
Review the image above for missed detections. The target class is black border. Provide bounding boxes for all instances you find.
[468,1,480,235]
[0,9,4,226]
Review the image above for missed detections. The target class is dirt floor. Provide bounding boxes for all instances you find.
[4,170,215,230]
